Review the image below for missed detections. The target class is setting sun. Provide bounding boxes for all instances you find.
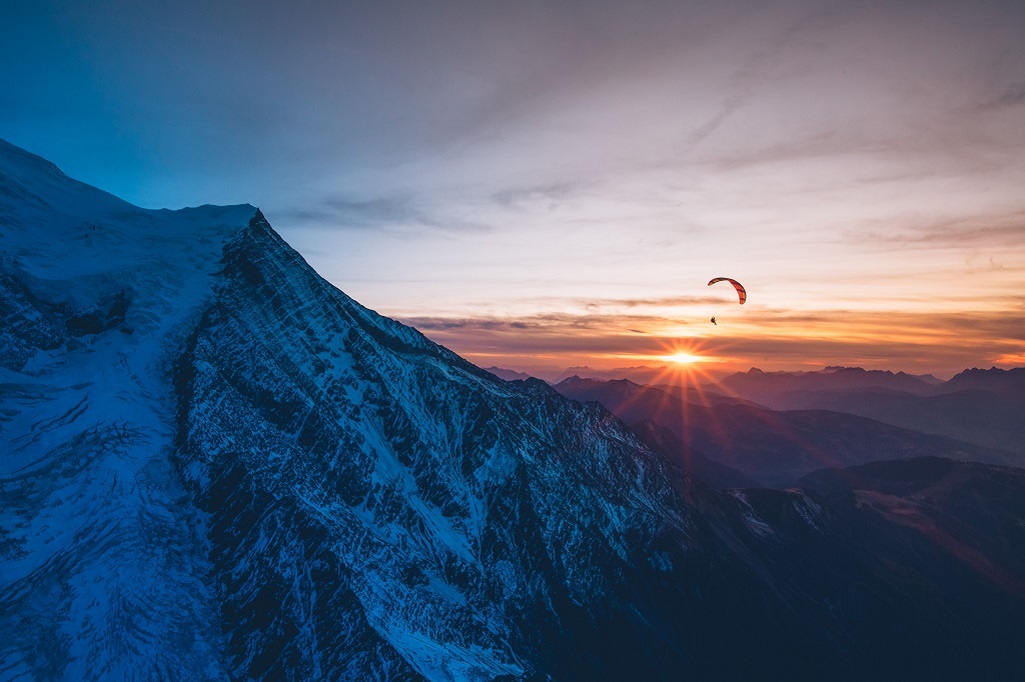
[664,352,704,364]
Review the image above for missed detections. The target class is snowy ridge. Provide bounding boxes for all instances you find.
[6,139,1025,680]
[1,140,690,680]
[1,139,256,679]
[173,212,688,679]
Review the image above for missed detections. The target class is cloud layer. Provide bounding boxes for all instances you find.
[3,0,1024,375]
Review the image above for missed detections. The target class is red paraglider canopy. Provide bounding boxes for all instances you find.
[708,277,746,304]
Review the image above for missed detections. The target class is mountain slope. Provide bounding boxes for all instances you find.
[4,139,1025,680]
[939,366,1025,393]
[628,419,759,490]
[553,376,1015,486]
[0,139,695,679]
[800,457,1025,602]
[0,138,265,680]
[172,212,700,679]
[736,385,1025,457]
[712,367,1025,457]
[717,366,941,401]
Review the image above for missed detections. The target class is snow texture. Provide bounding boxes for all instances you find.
[7,138,1025,681]
[0,139,688,680]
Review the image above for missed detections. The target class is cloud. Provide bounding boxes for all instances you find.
[8,0,1025,379]
[686,1,843,148]
[400,312,688,355]
[398,304,1025,375]
[850,211,1025,250]
[405,311,683,334]
[491,181,578,210]
[980,82,1025,110]
[579,295,723,309]
[279,191,490,233]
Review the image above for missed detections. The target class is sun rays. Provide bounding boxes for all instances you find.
[663,352,704,365]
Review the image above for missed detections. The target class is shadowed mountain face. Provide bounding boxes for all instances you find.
[553,377,1015,486]
[716,367,1025,457]
[4,139,1025,680]
[628,419,759,490]
[172,213,705,680]
[799,457,1025,603]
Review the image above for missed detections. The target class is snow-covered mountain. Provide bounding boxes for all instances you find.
[3,139,1025,680]
[1,139,259,679]
[0,139,693,679]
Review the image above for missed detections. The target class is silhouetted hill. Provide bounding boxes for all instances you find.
[555,376,1016,487]
[552,365,682,383]
[729,385,1025,458]
[799,457,1025,597]
[708,366,1025,458]
[482,366,535,381]
[717,366,939,404]
[648,382,759,406]
[939,366,1025,394]
[558,375,748,407]
[629,419,759,489]
[661,458,1025,679]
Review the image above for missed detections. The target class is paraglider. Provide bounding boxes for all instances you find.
[710,317,717,325]
[708,277,746,304]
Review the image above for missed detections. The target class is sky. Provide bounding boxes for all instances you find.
[3,0,1024,380]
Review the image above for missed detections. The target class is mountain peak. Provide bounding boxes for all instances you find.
[482,366,534,381]
[0,137,67,177]
[6,141,1025,680]
[944,366,1025,392]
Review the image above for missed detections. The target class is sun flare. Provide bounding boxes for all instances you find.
[664,352,703,365]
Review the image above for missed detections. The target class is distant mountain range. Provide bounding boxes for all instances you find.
[4,138,1025,679]
[554,376,1018,487]
[555,374,749,407]
[709,366,1025,457]
[551,365,691,384]
[482,365,535,381]
[717,366,942,399]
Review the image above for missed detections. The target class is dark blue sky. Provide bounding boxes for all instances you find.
[4,0,1025,376]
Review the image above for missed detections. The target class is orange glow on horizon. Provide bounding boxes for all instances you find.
[414,301,1024,381]
[663,352,704,364]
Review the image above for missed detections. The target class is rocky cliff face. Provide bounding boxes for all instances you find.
[172,212,696,680]
[3,139,1025,680]
[0,140,697,680]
